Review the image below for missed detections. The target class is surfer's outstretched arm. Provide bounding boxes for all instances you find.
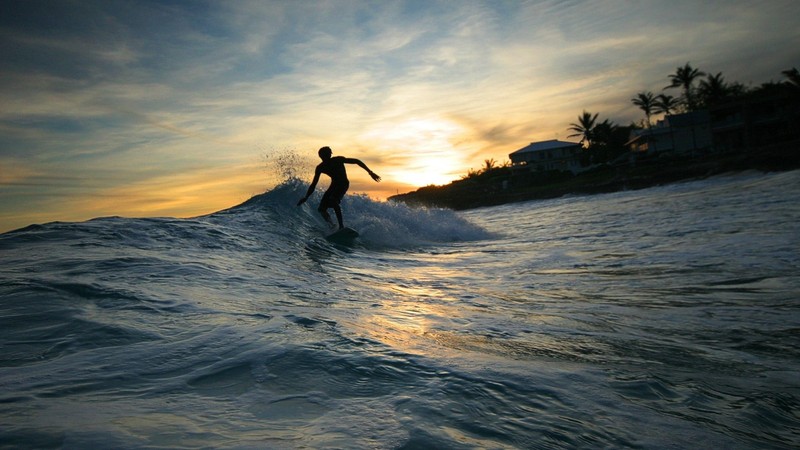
[297,168,322,206]
[344,158,381,182]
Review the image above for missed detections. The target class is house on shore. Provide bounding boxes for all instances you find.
[626,110,712,157]
[709,86,800,154]
[627,84,800,158]
[508,139,583,174]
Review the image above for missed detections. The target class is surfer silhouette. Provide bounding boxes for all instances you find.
[297,146,381,229]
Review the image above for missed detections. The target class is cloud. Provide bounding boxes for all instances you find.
[71,163,264,216]
[1,0,800,231]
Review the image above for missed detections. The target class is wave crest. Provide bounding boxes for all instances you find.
[221,179,492,248]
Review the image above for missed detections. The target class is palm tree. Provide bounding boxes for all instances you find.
[783,67,800,87]
[665,62,706,111]
[567,110,599,147]
[584,119,632,164]
[697,72,731,108]
[726,81,749,98]
[653,94,680,116]
[631,91,656,128]
[591,119,616,146]
[653,93,679,153]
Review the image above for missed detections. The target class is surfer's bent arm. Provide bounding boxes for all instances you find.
[344,158,381,182]
[297,169,322,206]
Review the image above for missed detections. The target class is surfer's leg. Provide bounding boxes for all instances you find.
[317,204,334,226]
[321,181,347,229]
[317,194,335,226]
[320,209,334,225]
[333,205,344,229]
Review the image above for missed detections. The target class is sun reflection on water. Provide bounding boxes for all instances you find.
[337,250,603,364]
[345,262,474,356]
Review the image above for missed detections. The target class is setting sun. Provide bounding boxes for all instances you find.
[361,117,467,187]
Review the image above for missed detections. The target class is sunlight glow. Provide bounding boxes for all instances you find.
[2,1,797,231]
[361,117,467,187]
[72,164,263,218]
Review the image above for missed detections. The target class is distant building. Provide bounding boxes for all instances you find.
[709,86,800,153]
[626,110,712,156]
[508,139,583,173]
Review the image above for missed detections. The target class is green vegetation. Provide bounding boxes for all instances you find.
[390,64,800,210]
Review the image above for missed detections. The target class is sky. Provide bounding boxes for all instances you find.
[1,0,799,232]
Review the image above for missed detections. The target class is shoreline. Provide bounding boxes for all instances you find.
[389,142,800,210]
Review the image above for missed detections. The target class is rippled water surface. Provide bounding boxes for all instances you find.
[1,171,799,449]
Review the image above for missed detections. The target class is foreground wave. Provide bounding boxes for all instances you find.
[1,172,799,448]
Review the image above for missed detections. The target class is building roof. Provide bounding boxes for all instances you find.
[625,110,712,146]
[509,139,582,156]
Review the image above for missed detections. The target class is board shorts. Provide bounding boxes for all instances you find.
[319,180,349,210]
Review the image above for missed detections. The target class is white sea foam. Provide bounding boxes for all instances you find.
[1,170,799,448]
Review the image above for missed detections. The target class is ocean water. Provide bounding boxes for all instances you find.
[1,170,799,449]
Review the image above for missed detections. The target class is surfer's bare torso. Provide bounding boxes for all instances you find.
[297,147,381,229]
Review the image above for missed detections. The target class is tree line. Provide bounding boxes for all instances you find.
[459,64,799,181]
[396,65,800,207]
[566,63,800,165]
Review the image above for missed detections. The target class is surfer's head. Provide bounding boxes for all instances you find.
[318,146,332,161]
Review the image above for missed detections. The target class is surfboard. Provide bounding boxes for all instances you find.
[325,227,359,244]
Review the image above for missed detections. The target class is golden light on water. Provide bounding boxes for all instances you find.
[345,261,478,357]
